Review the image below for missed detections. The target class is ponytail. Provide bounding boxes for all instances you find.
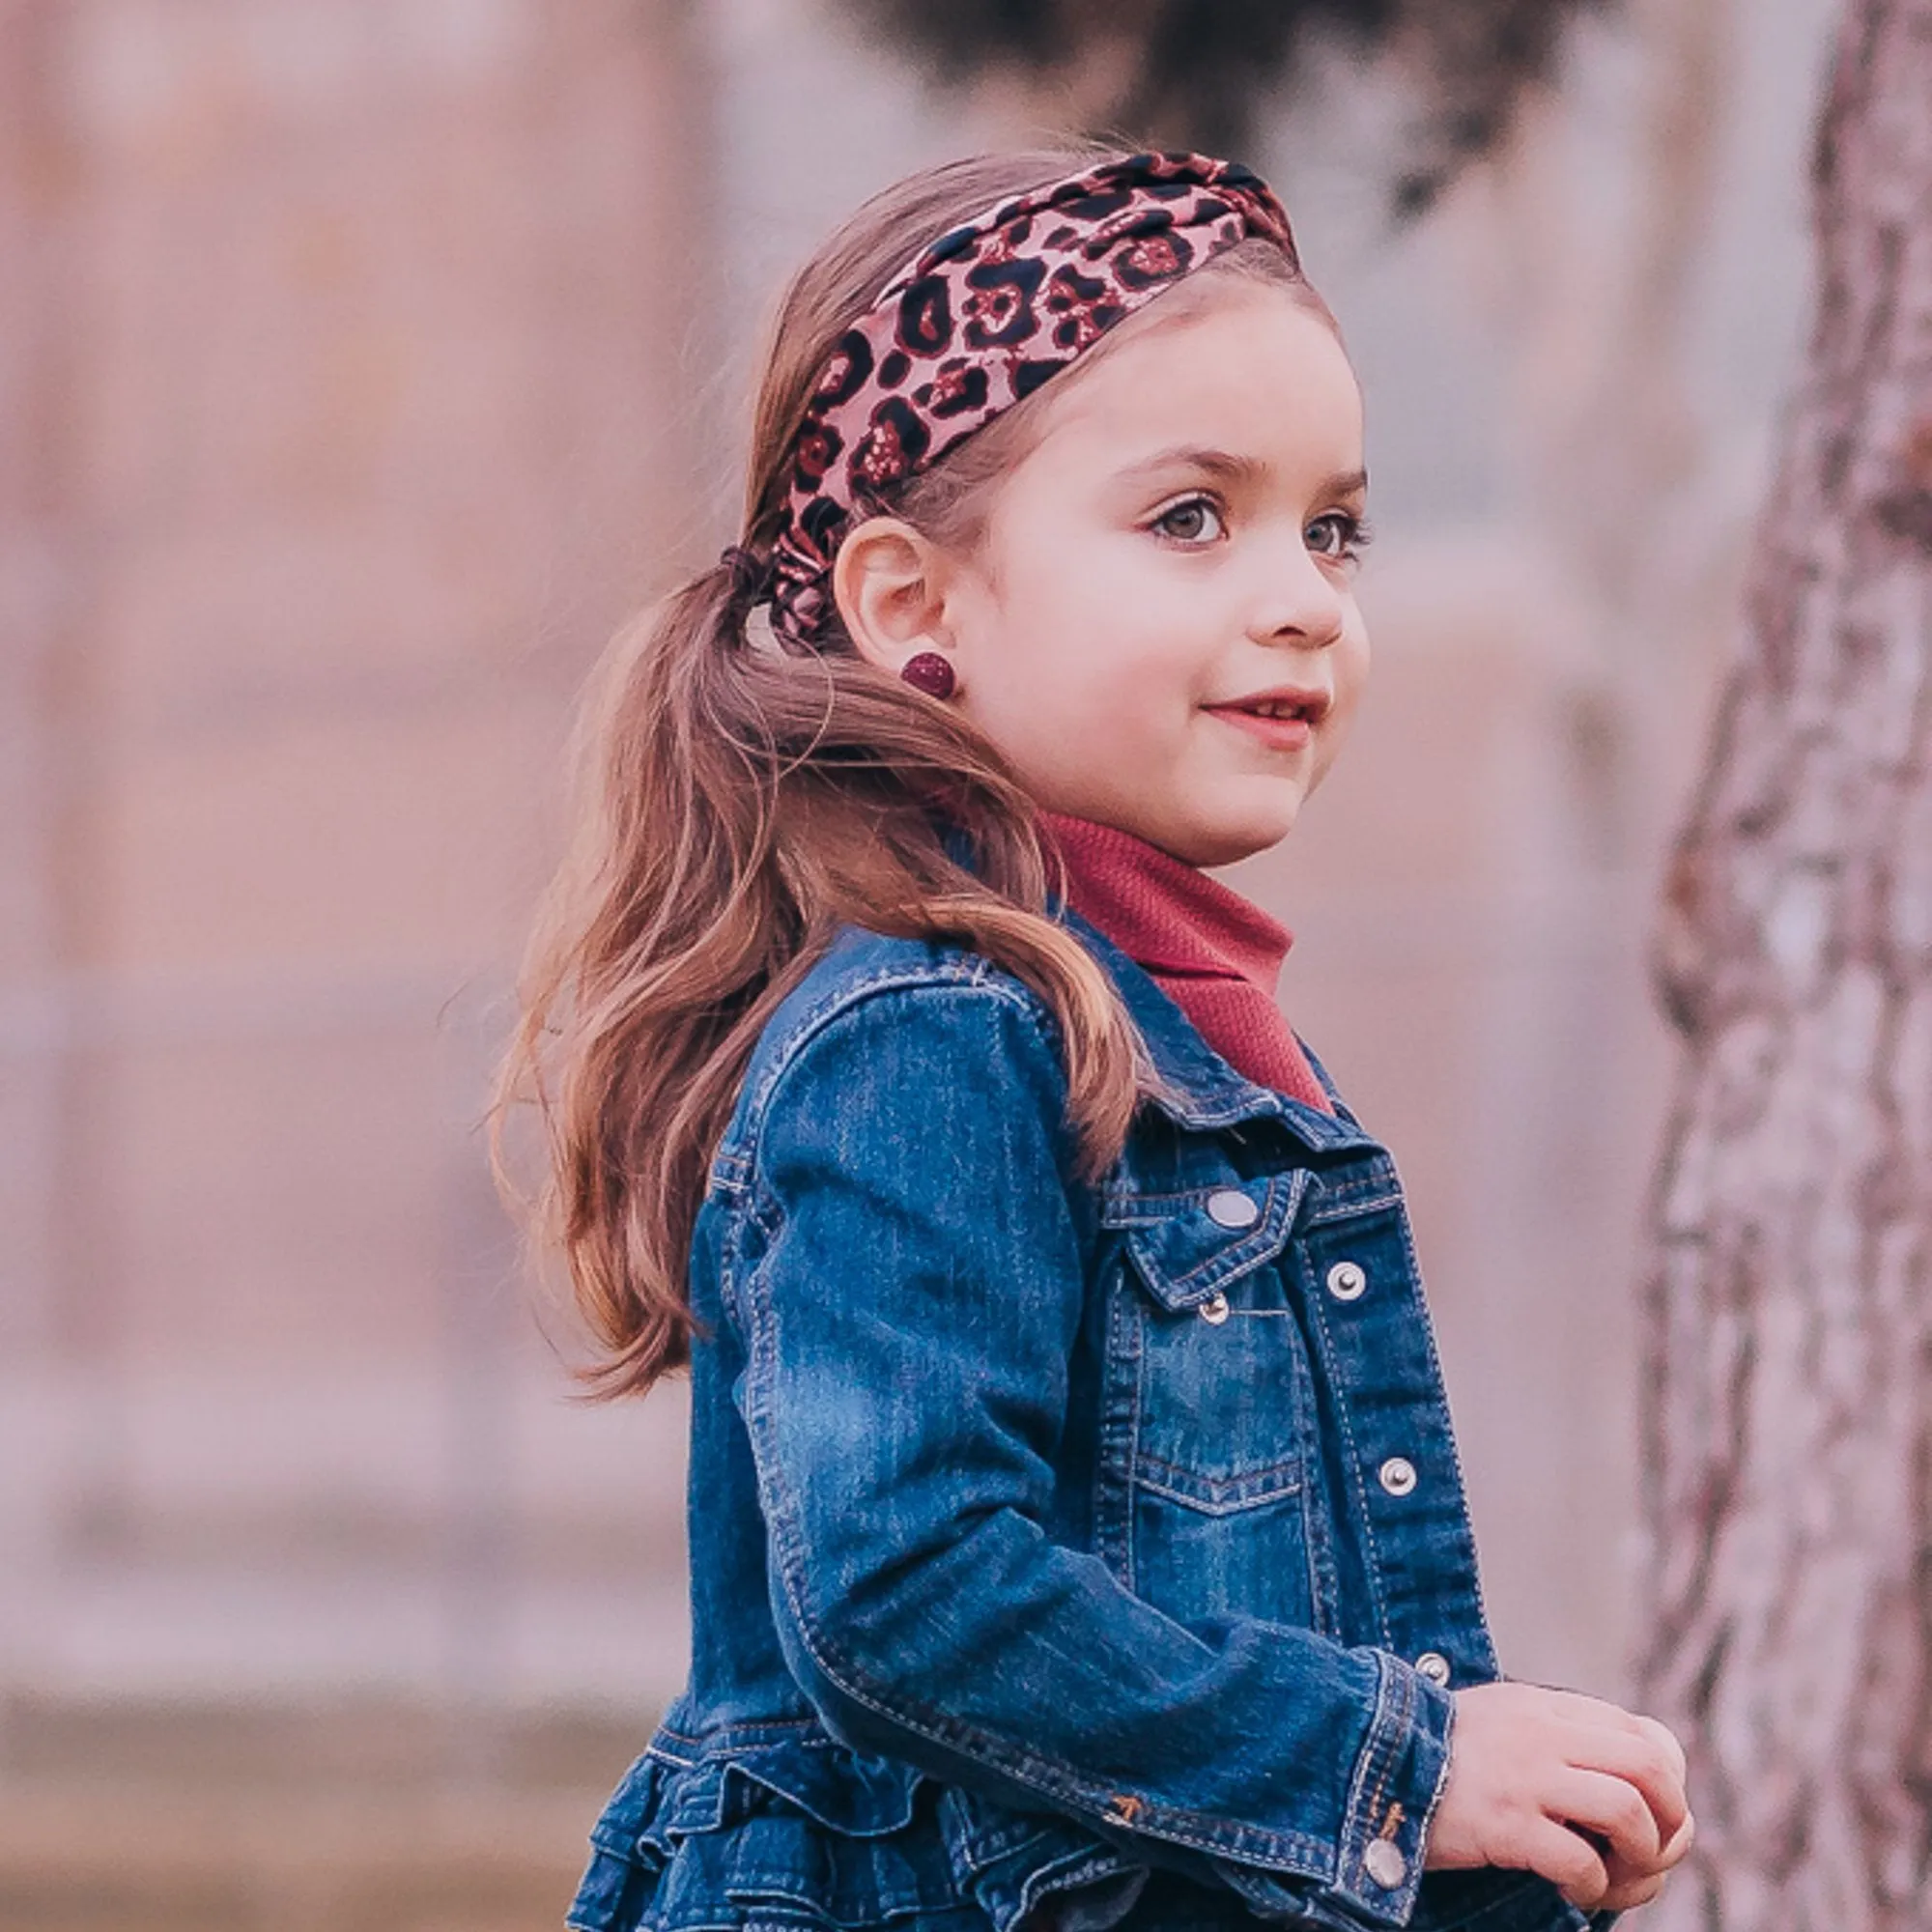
[495,525,1146,1395]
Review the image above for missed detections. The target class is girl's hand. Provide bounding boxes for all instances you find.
[1424,1682,1694,1912]
[1595,1807,1696,1912]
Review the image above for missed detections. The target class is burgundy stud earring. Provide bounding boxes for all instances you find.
[899,651,956,699]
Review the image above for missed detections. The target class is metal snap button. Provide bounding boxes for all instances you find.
[1364,1839,1408,1889]
[1199,1292,1231,1324]
[1378,1456,1417,1496]
[1205,1187,1260,1229]
[1414,1651,1452,1687]
[1325,1260,1367,1301]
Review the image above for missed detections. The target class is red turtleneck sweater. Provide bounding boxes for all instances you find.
[1039,812,1332,1114]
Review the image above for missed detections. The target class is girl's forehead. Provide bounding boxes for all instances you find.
[1031,292,1364,474]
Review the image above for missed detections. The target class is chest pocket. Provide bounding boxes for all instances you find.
[1105,1171,1325,1630]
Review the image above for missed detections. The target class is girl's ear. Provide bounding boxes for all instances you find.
[832,516,958,680]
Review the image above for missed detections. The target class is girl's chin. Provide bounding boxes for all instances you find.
[1166,805,1302,869]
[1065,777,1307,867]
[1208,785,1308,854]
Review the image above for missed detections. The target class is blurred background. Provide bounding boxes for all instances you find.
[0,0,1837,1924]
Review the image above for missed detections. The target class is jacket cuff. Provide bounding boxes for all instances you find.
[1216,1650,1456,1927]
[1338,1649,1456,1915]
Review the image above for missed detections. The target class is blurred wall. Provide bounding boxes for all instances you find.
[0,0,1837,1750]
[3,0,712,1718]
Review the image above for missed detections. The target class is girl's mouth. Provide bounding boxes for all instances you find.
[1203,695,1325,753]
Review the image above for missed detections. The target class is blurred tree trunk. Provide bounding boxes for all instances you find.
[1640,3,1932,1928]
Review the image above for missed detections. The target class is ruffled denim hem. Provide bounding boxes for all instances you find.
[565,1720,1151,1932]
[565,1717,1621,1932]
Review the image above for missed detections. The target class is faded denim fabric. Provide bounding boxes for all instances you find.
[569,908,1617,1932]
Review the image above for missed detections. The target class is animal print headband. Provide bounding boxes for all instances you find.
[740,151,1298,649]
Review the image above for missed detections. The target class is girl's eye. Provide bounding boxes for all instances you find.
[1151,495,1226,545]
[1307,510,1373,562]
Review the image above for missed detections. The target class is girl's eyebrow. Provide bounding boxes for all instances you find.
[1115,445,1369,497]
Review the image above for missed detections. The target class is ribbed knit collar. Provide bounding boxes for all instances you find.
[1038,811,1293,992]
[1038,811,1331,1113]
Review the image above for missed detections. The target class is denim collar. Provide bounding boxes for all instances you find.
[1051,900,1377,1151]
[939,814,1375,1149]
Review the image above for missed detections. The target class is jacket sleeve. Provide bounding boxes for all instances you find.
[728,979,1456,1929]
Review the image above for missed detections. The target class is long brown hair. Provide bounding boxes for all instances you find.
[497,149,1316,1397]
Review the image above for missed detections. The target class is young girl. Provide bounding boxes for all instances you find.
[503,148,1693,1932]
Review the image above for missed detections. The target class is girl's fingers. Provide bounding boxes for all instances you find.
[1633,1712,1689,1784]
[1559,1723,1690,1843]
[1546,1768,1662,1872]
[1521,1820,1610,1910]
[1607,1707,1690,1811]
[1538,1687,1688,1777]
[1600,1870,1669,1912]
[1657,1808,1697,1866]
[1602,1824,1690,1897]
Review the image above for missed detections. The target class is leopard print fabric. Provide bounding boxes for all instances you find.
[763,151,1299,649]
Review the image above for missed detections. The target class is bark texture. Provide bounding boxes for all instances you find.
[1641,3,1932,1927]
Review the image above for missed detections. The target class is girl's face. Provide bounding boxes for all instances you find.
[938,282,1370,868]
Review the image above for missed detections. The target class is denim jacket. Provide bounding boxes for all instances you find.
[568,908,1615,1932]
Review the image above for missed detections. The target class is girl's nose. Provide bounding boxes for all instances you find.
[1247,533,1349,651]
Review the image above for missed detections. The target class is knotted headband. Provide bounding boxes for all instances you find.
[754,151,1299,649]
